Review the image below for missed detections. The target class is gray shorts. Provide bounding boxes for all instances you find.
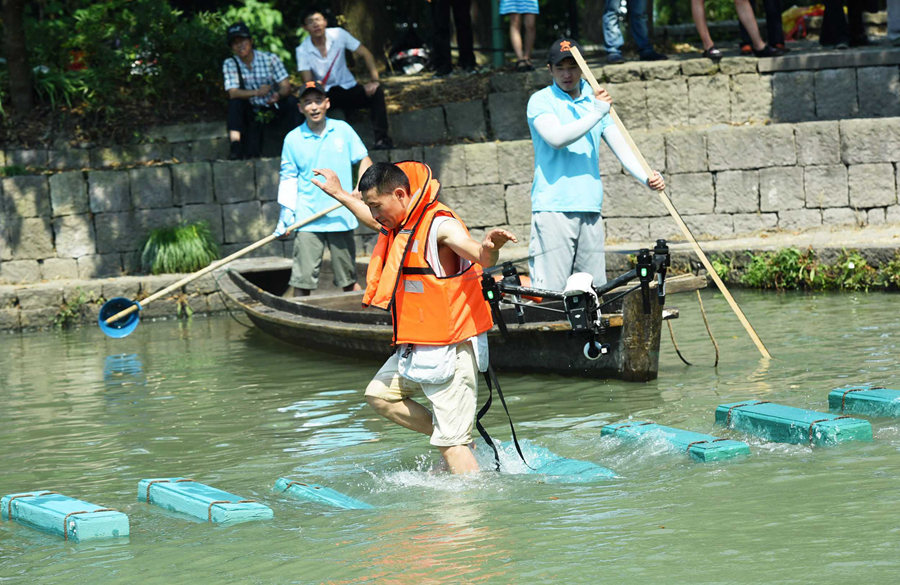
[290,230,358,290]
[528,211,607,291]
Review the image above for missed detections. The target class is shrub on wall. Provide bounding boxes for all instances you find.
[140,221,219,275]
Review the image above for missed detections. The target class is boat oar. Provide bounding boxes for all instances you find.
[568,46,772,360]
[98,203,343,338]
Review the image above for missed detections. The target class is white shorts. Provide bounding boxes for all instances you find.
[365,342,478,447]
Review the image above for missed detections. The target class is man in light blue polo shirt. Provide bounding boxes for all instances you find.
[526,38,665,291]
[273,81,373,296]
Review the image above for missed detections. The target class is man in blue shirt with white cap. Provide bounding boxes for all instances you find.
[273,80,373,296]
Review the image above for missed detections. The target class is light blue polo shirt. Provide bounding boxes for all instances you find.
[526,79,614,213]
[280,118,367,232]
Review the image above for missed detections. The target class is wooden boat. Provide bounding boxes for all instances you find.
[217,257,706,381]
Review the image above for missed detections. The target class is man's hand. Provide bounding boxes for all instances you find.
[256,83,271,98]
[311,168,345,199]
[647,171,665,191]
[363,81,380,97]
[594,87,612,104]
[479,228,518,268]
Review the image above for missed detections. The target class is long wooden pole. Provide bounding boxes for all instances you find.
[569,46,772,360]
[104,203,343,325]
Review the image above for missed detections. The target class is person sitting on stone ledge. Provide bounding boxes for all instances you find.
[295,8,393,150]
[223,22,300,160]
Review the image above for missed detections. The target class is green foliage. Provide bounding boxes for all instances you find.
[876,253,900,290]
[0,165,29,177]
[53,288,100,329]
[825,251,878,292]
[741,248,825,290]
[32,67,94,109]
[709,255,733,279]
[224,0,293,64]
[140,221,220,275]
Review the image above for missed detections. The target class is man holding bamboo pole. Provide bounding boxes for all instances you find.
[526,38,665,291]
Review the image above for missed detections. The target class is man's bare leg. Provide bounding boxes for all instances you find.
[367,396,434,435]
[438,445,479,474]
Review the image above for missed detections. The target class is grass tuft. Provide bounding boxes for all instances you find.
[140,221,219,275]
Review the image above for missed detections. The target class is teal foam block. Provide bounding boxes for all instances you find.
[1,491,129,542]
[274,478,373,510]
[715,400,873,446]
[508,440,617,482]
[600,421,750,462]
[829,385,900,417]
[138,478,273,524]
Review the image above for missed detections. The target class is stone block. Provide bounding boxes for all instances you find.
[1,175,51,217]
[207,290,227,312]
[760,166,805,211]
[682,213,734,238]
[182,204,225,244]
[422,145,467,188]
[89,170,131,213]
[608,82,647,131]
[49,171,89,216]
[40,258,79,280]
[61,280,102,304]
[733,212,778,235]
[47,148,91,170]
[17,285,64,311]
[497,140,534,185]
[190,138,229,162]
[184,272,218,295]
[641,60,681,80]
[53,214,96,257]
[19,307,57,329]
[680,59,718,77]
[7,149,48,168]
[213,160,256,204]
[0,285,16,307]
[464,143,499,186]
[822,207,861,227]
[222,201,267,243]
[255,157,281,202]
[719,58,758,75]
[601,173,668,217]
[101,278,141,302]
[390,107,447,145]
[849,163,896,208]
[632,130,666,172]
[688,75,730,126]
[446,101,487,142]
[172,143,192,163]
[139,296,180,319]
[646,78,689,129]
[438,184,507,228]
[146,121,225,143]
[130,166,173,209]
[490,73,525,92]
[858,67,900,118]
[804,165,849,208]
[841,118,900,164]
[772,71,815,123]
[503,183,532,226]
[0,308,20,330]
[796,121,841,166]
[77,254,124,279]
[7,217,54,260]
[172,162,214,205]
[778,209,822,231]
[668,173,714,214]
[715,170,759,213]
[605,62,642,83]
[0,260,41,284]
[488,91,530,140]
[731,73,772,124]
[886,205,900,223]
[666,129,707,174]
[606,217,650,242]
[708,125,796,171]
[94,211,140,254]
[815,69,858,120]
[135,208,182,237]
[867,208,886,225]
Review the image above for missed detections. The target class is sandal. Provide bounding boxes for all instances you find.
[515,59,534,72]
[702,46,722,62]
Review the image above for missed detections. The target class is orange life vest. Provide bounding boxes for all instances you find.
[362,161,493,346]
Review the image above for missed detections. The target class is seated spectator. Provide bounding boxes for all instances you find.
[296,8,393,150]
[690,0,782,61]
[500,0,539,71]
[739,0,787,55]
[602,0,668,64]
[223,22,299,160]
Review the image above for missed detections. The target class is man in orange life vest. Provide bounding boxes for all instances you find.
[311,161,517,473]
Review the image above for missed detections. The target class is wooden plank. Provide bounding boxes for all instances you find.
[274,478,373,510]
[601,421,750,462]
[829,385,900,417]
[138,478,273,524]
[714,401,873,446]
[1,491,129,542]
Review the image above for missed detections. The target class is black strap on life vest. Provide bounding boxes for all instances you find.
[475,365,532,471]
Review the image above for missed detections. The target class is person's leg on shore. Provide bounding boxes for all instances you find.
[451,0,476,69]
[509,14,525,63]
[602,0,625,61]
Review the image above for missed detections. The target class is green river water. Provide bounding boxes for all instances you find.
[1,289,898,584]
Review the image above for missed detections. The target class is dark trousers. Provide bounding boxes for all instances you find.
[739,0,785,47]
[431,0,475,74]
[327,83,390,143]
[226,95,300,158]
[820,0,865,45]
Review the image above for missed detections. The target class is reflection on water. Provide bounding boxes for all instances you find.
[2,291,900,584]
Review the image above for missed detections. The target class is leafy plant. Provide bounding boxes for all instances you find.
[740,247,825,290]
[0,165,28,177]
[825,251,877,292]
[223,0,292,63]
[709,254,733,280]
[54,288,100,329]
[876,253,900,291]
[140,221,219,275]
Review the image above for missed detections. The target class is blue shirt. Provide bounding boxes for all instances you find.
[526,79,614,213]
[280,118,368,232]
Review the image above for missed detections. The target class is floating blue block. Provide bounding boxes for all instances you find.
[138,478,273,524]
[503,440,617,483]
[601,421,750,462]
[274,478,373,510]
[829,385,900,417]
[715,400,873,446]
[1,491,129,542]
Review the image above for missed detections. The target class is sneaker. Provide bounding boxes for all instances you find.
[774,43,791,53]
[606,53,625,64]
[372,138,394,151]
[753,44,783,58]
[639,50,668,61]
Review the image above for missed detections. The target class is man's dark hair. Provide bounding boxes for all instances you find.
[300,7,328,24]
[358,163,410,196]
